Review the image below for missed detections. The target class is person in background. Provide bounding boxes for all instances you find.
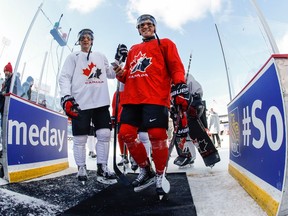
[58,28,118,185]
[111,83,150,171]
[21,76,34,100]
[40,99,47,108]
[15,72,23,97]
[0,62,19,116]
[0,62,19,157]
[111,82,129,166]
[0,73,4,87]
[173,74,204,167]
[113,14,190,195]
[208,108,221,148]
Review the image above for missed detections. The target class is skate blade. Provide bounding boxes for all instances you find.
[161,175,170,194]
[97,176,118,185]
[134,177,156,192]
[178,165,191,169]
[77,176,88,184]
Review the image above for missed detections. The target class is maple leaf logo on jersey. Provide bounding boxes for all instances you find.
[130,51,152,74]
[82,62,102,79]
[192,138,208,153]
[83,62,96,76]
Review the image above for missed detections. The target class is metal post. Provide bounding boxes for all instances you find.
[9,2,44,93]
[20,62,26,83]
[53,28,72,110]
[250,0,279,54]
[215,24,232,101]
[36,51,48,104]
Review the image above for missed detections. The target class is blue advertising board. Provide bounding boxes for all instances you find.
[228,61,286,191]
[6,95,68,165]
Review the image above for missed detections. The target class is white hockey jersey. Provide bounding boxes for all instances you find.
[186,74,203,97]
[59,51,116,110]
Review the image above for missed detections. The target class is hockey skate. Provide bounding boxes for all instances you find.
[156,173,170,200]
[129,156,138,172]
[174,155,195,168]
[117,155,129,166]
[77,165,88,185]
[133,165,156,192]
[97,164,118,185]
[88,151,97,158]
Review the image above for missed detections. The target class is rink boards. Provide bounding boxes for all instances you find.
[1,94,69,183]
[228,54,288,216]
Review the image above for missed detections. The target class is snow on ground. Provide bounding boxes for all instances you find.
[185,135,267,216]
[0,134,267,215]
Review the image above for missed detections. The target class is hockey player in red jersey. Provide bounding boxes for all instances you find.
[113,14,190,196]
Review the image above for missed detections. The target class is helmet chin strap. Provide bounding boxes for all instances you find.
[155,32,161,45]
[140,29,161,45]
[142,36,155,42]
[87,47,92,61]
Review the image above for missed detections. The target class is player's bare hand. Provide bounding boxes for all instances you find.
[114,66,124,76]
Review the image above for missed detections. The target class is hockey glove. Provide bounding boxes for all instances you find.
[187,93,204,118]
[169,104,178,122]
[176,112,189,138]
[115,44,128,63]
[177,137,187,150]
[171,83,191,112]
[61,95,81,119]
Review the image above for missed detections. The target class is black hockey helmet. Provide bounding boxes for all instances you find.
[136,14,161,44]
[136,14,157,29]
[76,28,94,60]
[77,28,94,43]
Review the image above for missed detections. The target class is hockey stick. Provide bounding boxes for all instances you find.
[123,143,128,174]
[112,53,131,186]
[113,80,131,186]
[161,107,181,196]
[186,52,192,81]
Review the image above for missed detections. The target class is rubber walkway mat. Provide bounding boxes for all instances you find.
[62,172,197,216]
[0,170,109,215]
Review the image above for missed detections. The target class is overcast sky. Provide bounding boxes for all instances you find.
[0,0,287,114]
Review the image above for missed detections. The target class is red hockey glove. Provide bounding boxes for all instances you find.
[178,137,187,150]
[61,95,81,119]
[176,112,189,138]
[187,93,204,118]
[187,106,197,118]
[171,83,191,112]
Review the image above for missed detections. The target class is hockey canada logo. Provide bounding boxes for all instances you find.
[130,51,152,74]
[229,108,241,157]
[82,62,102,79]
[192,138,208,153]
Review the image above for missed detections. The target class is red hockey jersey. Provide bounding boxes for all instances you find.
[117,38,185,108]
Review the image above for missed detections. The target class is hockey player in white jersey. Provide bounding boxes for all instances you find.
[173,74,205,167]
[59,28,123,185]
